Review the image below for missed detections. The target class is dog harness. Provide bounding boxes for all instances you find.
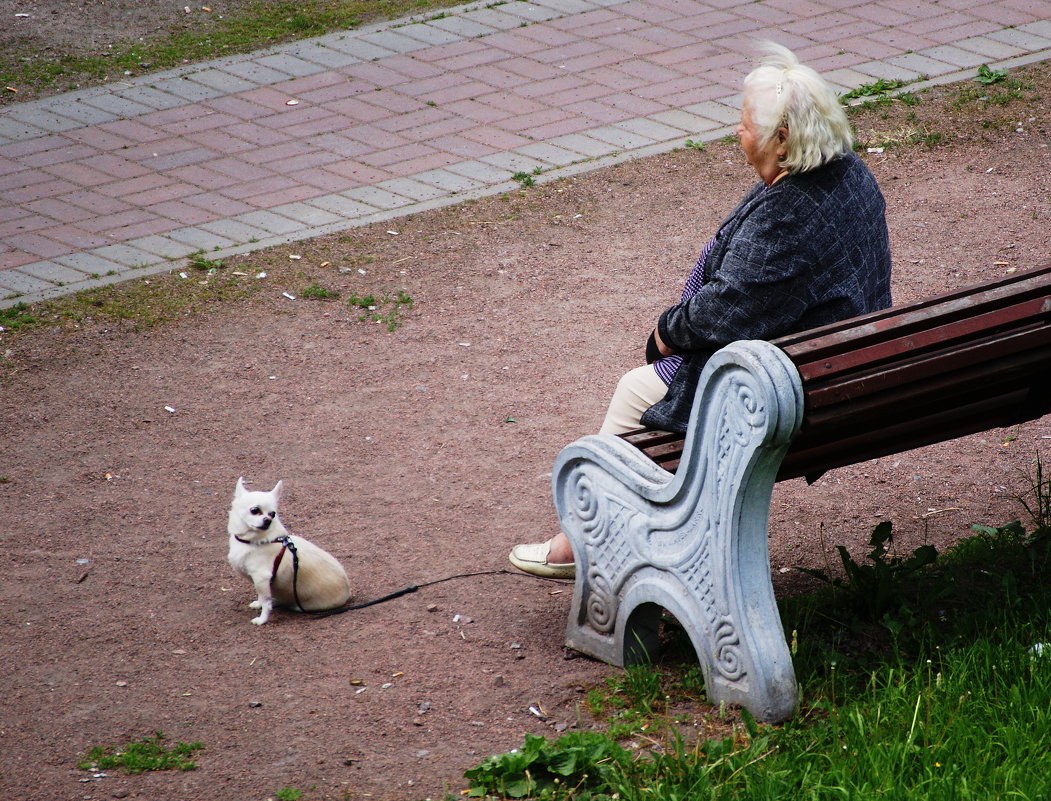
[234,534,304,611]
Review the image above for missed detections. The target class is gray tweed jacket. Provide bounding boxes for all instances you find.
[641,152,892,433]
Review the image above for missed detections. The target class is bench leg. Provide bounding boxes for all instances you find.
[554,341,803,722]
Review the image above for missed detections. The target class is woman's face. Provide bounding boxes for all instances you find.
[736,99,786,185]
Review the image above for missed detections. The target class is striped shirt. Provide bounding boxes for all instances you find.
[653,231,719,385]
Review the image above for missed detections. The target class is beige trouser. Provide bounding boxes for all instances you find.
[598,364,669,435]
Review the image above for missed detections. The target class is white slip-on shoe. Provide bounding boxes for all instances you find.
[508,541,575,579]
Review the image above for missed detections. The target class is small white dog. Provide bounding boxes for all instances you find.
[227,477,352,625]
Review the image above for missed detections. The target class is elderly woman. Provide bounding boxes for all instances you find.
[509,41,893,579]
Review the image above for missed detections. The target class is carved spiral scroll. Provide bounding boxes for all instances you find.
[585,569,617,633]
[713,617,744,681]
[568,471,610,547]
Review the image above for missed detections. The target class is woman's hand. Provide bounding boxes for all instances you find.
[652,327,674,357]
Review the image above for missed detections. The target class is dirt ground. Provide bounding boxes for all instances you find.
[1,6,1050,798]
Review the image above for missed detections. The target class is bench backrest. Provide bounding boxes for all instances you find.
[622,263,1051,482]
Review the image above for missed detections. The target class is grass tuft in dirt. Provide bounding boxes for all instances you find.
[77,732,204,775]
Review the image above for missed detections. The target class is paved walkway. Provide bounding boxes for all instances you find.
[2,0,1050,308]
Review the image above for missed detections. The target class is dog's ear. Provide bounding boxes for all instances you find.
[235,476,247,497]
[272,480,283,501]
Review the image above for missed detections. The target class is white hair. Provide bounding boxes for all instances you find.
[743,41,853,173]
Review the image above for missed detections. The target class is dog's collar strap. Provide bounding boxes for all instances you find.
[234,534,283,545]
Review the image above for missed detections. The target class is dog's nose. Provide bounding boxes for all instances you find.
[259,518,271,530]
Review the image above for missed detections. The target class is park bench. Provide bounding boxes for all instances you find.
[552,263,1051,723]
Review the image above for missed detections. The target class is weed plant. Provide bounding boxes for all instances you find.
[78,732,203,774]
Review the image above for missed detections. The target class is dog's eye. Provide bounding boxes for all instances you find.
[250,507,261,515]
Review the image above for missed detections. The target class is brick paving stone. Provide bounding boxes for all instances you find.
[79,209,155,235]
[526,115,596,140]
[1022,20,1051,38]
[18,261,93,284]
[88,244,162,268]
[477,152,551,175]
[188,69,260,95]
[384,151,461,177]
[61,190,134,216]
[6,231,80,260]
[108,217,183,242]
[516,141,592,165]
[0,117,46,143]
[497,2,564,23]
[954,35,1025,59]
[198,218,271,243]
[7,179,80,204]
[38,99,118,127]
[0,251,38,271]
[303,194,381,218]
[564,99,635,123]
[166,227,238,252]
[396,22,467,47]
[4,107,84,134]
[886,52,957,77]
[234,210,308,236]
[78,93,170,119]
[220,61,295,86]
[285,42,364,70]
[615,117,689,142]
[988,27,1051,50]
[443,159,520,184]
[182,192,258,217]
[128,234,201,259]
[148,200,222,226]
[269,202,345,226]
[459,7,537,31]
[343,186,415,210]
[353,30,431,55]
[149,76,226,102]
[428,16,500,39]
[0,268,56,295]
[20,144,98,170]
[586,124,659,149]
[25,198,97,224]
[920,44,989,68]
[410,168,486,192]
[254,53,328,78]
[110,85,188,111]
[499,107,577,134]
[47,225,113,250]
[376,177,450,201]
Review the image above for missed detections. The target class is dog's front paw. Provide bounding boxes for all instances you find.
[251,614,269,625]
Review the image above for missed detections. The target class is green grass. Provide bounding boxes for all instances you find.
[78,732,204,774]
[465,510,1051,800]
[0,0,474,102]
[347,289,413,331]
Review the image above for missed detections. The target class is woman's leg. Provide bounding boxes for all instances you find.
[510,366,668,574]
[598,364,671,434]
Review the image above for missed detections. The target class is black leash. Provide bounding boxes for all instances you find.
[307,569,572,619]
[273,535,306,613]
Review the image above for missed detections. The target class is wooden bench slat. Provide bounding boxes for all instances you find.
[794,296,1051,383]
[774,262,1051,354]
[804,323,1051,409]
